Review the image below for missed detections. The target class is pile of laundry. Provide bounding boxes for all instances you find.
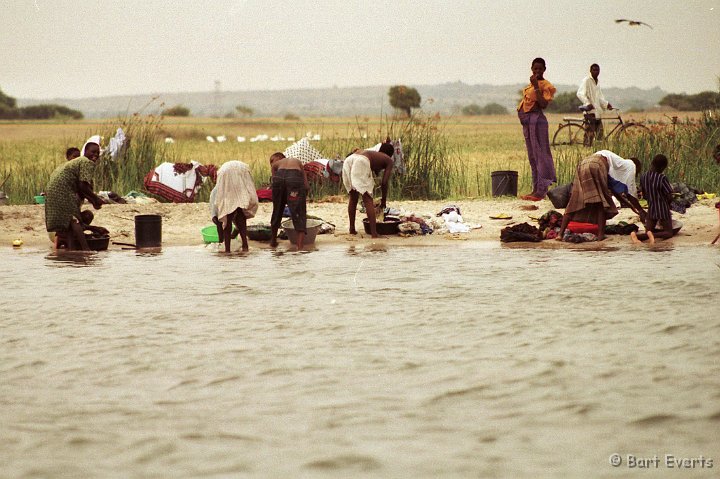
[97,190,157,205]
[436,204,481,234]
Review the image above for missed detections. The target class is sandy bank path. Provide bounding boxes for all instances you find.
[2,197,719,250]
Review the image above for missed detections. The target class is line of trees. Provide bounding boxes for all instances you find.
[0,87,83,119]
[461,103,508,115]
[659,91,720,111]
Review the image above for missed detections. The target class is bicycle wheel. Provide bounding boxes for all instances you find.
[619,123,651,140]
[552,124,585,146]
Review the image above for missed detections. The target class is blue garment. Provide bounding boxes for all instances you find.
[608,175,629,196]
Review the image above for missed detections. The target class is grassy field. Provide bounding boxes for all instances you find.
[1,111,717,205]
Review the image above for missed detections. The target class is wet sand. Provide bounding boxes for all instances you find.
[1,197,719,249]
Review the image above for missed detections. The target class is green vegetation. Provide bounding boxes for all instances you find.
[546,91,582,113]
[659,91,720,111]
[554,111,720,194]
[388,85,421,117]
[161,105,191,117]
[0,87,83,119]
[235,105,254,117]
[462,103,509,116]
[1,108,718,205]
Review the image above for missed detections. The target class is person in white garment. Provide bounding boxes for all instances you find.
[577,63,613,145]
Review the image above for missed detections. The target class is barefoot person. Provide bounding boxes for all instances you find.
[343,143,394,238]
[45,141,104,250]
[631,154,676,244]
[558,152,618,241]
[211,160,258,252]
[517,57,557,201]
[268,152,309,249]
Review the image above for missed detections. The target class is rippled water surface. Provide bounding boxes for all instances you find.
[2,243,719,478]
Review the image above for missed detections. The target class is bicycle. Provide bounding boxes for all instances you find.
[551,109,650,146]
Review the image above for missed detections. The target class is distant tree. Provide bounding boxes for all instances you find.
[0,87,17,109]
[388,85,421,117]
[12,104,83,120]
[480,102,509,115]
[545,91,582,113]
[461,103,483,116]
[660,91,720,111]
[235,105,254,117]
[161,105,191,117]
[284,113,300,121]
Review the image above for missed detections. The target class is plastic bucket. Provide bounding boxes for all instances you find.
[135,214,162,248]
[491,171,518,197]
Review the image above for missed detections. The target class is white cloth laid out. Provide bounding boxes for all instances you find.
[213,161,258,226]
[81,135,102,156]
[596,149,638,197]
[342,153,374,196]
[153,160,201,198]
[577,76,610,117]
[442,211,470,233]
[108,128,126,161]
[284,137,323,165]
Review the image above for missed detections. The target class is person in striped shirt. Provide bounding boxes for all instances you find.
[631,154,675,243]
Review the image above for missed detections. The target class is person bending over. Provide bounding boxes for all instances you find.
[210,161,259,252]
[269,152,309,249]
[342,142,394,238]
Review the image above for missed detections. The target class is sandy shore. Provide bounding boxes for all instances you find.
[2,197,719,250]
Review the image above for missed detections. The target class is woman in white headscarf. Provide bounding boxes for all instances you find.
[211,160,258,252]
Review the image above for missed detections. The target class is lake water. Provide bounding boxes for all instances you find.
[1,243,719,478]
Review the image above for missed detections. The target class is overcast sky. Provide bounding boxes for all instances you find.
[2,0,719,99]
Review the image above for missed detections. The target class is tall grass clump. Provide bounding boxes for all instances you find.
[606,109,720,193]
[386,112,463,200]
[93,112,179,195]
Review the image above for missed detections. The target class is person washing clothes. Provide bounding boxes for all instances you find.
[342,142,394,238]
[210,161,258,253]
[268,152,309,249]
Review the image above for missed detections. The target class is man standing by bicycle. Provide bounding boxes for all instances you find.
[577,64,613,145]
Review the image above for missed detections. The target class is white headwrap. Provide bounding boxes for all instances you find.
[81,135,102,157]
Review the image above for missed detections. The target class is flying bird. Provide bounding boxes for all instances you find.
[615,19,653,29]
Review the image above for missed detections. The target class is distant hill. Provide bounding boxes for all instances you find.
[17,82,668,119]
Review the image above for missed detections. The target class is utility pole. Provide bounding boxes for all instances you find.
[214,80,222,117]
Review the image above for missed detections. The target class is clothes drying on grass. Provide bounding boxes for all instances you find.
[212,161,259,227]
[143,161,217,203]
